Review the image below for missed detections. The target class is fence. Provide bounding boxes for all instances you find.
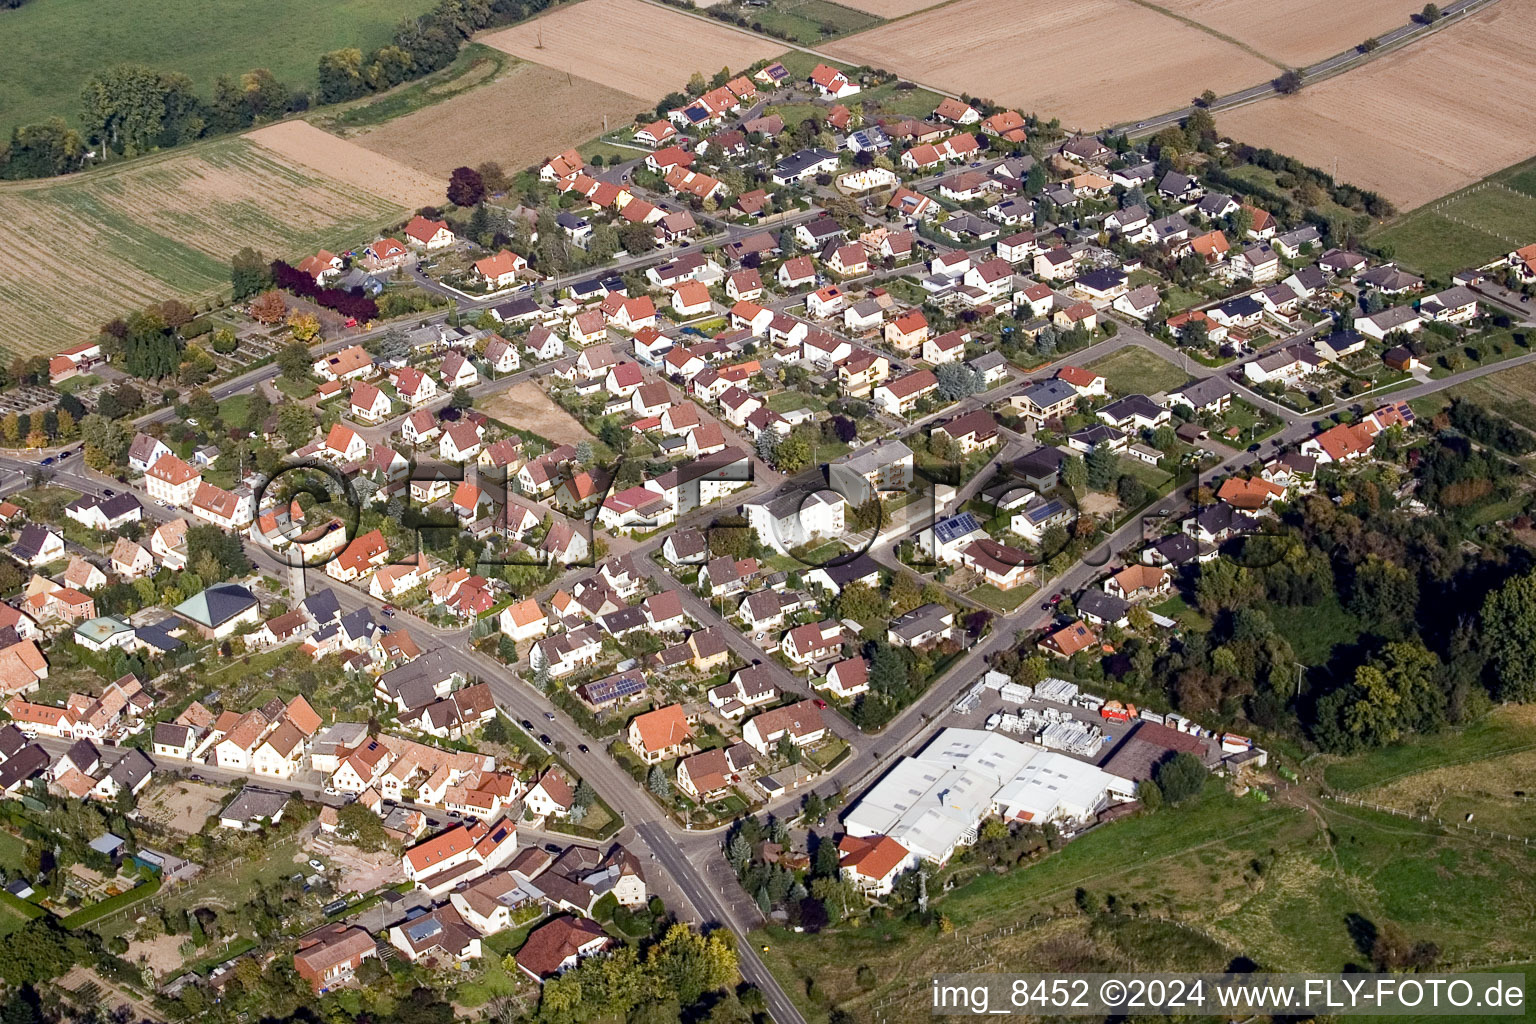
[1419,182,1530,247]
[1324,793,1532,846]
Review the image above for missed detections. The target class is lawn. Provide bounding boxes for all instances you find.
[1087,347,1189,396]
[766,390,826,414]
[0,0,438,139]
[1262,593,1362,666]
[1410,359,1536,433]
[1323,705,1536,793]
[0,830,29,873]
[731,0,881,44]
[1370,156,1536,279]
[969,583,1034,612]
[1152,592,1211,631]
[857,81,944,119]
[752,788,1536,1024]
[1116,454,1172,491]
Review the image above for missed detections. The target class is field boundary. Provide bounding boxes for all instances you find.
[1323,793,1533,846]
[1119,0,1504,137]
[1120,0,1286,70]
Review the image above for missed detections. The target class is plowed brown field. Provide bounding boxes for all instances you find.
[1152,0,1408,67]
[824,0,1273,129]
[479,0,784,99]
[351,62,649,177]
[248,121,444,207]
[1217,0,1536,210]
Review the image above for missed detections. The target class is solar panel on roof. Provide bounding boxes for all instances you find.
[934,512,982,544]
[1027,500,1066,522]
[406,918,443,942]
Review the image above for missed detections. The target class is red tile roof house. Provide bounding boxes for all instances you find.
[780,620,843,668]
[350,382,392,423]
[475,250,528,289]
[404,215,455,249]
[514,916,611,982]
[294,924,377,993]
[627,704,692,764]
[839,834,917,895]
[809,63,860,99]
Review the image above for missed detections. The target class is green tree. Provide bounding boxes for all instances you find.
[276,340,312,382]
[1085,444,1119,491]
[230,247,269,300]
[619,221,657,256]
[1,118,86,178]
[316,48,367,103]
[1060,454,1087,496]
[1153,751,1207,804]
[647,764,672,798]
[336,802,389,851]
[1481,571,1536,701]
[773,434,811,473]
[277,403,316,449]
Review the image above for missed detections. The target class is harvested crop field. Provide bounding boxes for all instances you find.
[1216,0,1536,211]
[833,0,943,18]
[249,121,443,207]
[1150,0,1407,68]
[0,137,410,355]
[479,0,785,100]
[482,381,599,447]
[824,0,1273,130]
[352,62,649,178]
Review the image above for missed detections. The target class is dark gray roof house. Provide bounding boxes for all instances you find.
[301,589,343,625]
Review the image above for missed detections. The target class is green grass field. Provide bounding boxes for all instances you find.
[1087,346,1189,395]
[1323,705,1536,793]
[0,0,436,139]
[1370,157,1536,279]
[730,0,880,44]
[0,831,28,873]
[754,785,1536,1024]
[1410,360,1536,432]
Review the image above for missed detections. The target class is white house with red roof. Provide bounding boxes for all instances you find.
[393,366,439,407]
[365,238,409,268]
[350,383,392,423]
[144,455,202,507]
[404,215,455,249]
[634,120,676,147]
[483,336,520,375]
[922,329,967,366]
[809,63,859,98]
[474,250,528,289]
[540,149,584,183]
[1056,365,1107,397]
[402,409,440,445]
[671,281,713,318]
[839,834,916,895]
[439,422,485,463]
[806,285,846,319]
[605,361,644,397]
[440,352,479,390]
[324,424,368,464]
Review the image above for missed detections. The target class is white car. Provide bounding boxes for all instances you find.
[308,858,325,872]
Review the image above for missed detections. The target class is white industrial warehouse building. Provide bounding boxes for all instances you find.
[842,729,1134,864]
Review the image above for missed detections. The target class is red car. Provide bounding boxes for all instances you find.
[813,699,827,710]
